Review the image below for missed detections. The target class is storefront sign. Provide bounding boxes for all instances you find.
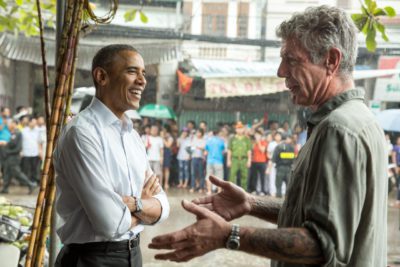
[374,56,400,102]
[205,77,286,98]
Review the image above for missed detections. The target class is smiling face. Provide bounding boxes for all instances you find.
[94,50,146,118]
[277,38,331,109]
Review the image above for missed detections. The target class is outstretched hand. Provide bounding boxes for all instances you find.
[148,200,231,262]
[192,175,252,221]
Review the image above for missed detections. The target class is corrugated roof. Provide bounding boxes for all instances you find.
[0,32,182,70]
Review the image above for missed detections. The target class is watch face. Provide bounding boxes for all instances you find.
[136,199,143,213]
[226,238,240,250]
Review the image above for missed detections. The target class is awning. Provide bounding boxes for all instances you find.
[0,32,182,70]
[188,59,400,98]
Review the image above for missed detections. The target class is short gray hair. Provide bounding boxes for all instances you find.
[276,5,358,76]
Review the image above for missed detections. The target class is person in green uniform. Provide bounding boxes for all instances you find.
[227,121,252,190]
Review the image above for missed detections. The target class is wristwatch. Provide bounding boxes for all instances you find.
[225,224,240,250]
[134,197,143,214]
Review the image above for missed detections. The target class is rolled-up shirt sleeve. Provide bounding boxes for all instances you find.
[57,126,131,239]
[152,191,170,224]
[145,163,170,224]
[301,126,367,266]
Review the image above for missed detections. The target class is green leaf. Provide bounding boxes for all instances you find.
[124,9,137,22]
[0,0,7,9]
[368,1,377,13]
[351,13,367,31]
[139,11,148,23]
[361,5,369,15]
[384,6,396,17]
[364,0,371,8]
[366,27,377,52]
[15,0,23,6]
[373,8,386,16]
[375,21,385,33]
[361,17,370,34]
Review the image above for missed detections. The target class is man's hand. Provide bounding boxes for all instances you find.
[142,173,161,199]
[122,196,137,213]
[192,175,252,221]
[130,216,140,228]
[149,200,231,262]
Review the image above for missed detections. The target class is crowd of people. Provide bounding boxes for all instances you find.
[0,101,306,198]
[137,117,307,198]
[0,106,46,194]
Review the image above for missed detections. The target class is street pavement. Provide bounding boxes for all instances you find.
[1,186,400,267]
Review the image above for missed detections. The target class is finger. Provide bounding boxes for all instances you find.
[181,200,212,219]
[154,247,199,262]
[151,228,189,245]
[144,174,157,188]
[197,203,214,211]
[192,195,213,205]
[209,175,230,189]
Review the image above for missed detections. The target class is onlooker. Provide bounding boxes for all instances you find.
[161,127,174,190]
[205,129,225,194]
[392,136,400,206]
[0,120,36,194]
[147,125,164,182]
[249,130,269,195]
[227,121,252,190]
[267,131,282,196]
[177,129,191,188]
[21,117,42,183]
[189,129,206,193]
[272,135,295,198]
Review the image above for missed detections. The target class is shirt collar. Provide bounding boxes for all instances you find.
[88,97,133,132]
[308,88,365,127]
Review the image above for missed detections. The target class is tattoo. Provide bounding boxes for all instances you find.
[249,197,283,224]
[244,228,324,264]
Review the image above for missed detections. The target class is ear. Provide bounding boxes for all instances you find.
[325,47,341,75]
[92,67,108,87]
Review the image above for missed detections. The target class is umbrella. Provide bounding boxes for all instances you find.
[125,110,141,120]
[375,109,400,132]
[138,104,177,119]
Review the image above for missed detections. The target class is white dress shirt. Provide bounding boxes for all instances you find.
[54,97,169,244]
[21,127,40,157]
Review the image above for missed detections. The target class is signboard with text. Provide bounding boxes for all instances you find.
[374,56,400,102]
[205,77,286,98]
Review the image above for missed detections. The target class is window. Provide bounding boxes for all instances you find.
[202,3,228,36]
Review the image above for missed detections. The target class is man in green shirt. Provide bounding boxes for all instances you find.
[227,121,252,190]
[149,6,387,267]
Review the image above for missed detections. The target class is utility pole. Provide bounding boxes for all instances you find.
[260,0,268,61]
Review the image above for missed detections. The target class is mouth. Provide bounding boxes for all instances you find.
[128,88,143,99]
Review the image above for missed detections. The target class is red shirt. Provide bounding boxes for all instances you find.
[252,140,268,163]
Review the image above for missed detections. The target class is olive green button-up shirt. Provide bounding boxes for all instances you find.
[274,89,387,267]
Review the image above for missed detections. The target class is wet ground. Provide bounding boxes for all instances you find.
[2,186,400,267]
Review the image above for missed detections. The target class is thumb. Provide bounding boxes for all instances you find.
[182,200,211,219]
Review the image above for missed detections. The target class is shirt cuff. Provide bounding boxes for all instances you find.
[152,191,170,224]
[302,221,335,267]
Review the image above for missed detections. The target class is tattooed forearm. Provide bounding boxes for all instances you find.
[241,227,324,264]
[249,196,283,224]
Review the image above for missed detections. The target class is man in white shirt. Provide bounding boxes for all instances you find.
[146,125,164,182]
[54,44,170,267]
[21,117,42,183]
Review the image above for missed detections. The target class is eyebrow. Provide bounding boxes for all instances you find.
[126,66,146,73]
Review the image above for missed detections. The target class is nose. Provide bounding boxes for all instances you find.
[136,72,146,86]
[277,60,288,78]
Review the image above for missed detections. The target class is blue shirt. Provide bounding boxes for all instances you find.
[54,97,170,244]
[205,136,225,164]
[0,117,11,142]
